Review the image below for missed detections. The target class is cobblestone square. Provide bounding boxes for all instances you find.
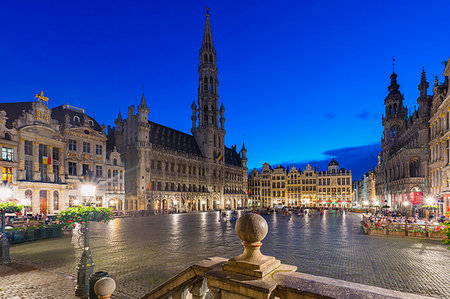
[1,211,449,298]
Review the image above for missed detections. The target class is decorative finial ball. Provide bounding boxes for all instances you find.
[235,213,268,243]
[94,277,116,297]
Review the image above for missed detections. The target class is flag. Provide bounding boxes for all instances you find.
[148,180,152,191]
[42,156,51,165]
[248,189,251,195]
[217,153,223,162]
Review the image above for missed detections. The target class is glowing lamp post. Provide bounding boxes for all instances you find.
[0,185,12,264]
[75,183,96,297]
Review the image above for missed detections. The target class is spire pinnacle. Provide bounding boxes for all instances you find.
[392,56,396,73]
[140,93,147,107]
[201,7,214,52]
[418,67,429,97]
[434,75,439,86]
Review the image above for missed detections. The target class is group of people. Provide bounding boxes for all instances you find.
[364,211,446,228]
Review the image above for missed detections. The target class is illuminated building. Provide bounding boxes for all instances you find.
[110,10,248,212]
[0,97,125,215]
[249,159,352,208]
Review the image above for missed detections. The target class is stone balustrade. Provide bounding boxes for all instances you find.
[139,213,431,299]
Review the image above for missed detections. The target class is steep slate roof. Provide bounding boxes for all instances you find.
[225,147,242,167]
[106,133,117,154]
[148,121,202,156]
[51,105,103,132]
[0,102,34,128]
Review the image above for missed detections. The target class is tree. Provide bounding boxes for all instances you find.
[57,206,113,225]
[0,202,22,214]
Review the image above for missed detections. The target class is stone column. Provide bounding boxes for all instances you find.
[33,142,40,181]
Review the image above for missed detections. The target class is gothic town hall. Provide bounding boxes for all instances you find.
[110,11,248,212]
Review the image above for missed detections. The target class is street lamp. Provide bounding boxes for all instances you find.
[0,185,12,264]
[75,183,96,297]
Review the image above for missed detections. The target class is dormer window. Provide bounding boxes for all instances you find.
[4,133,10,140]
[74,116,80,122]
[88,120,94,127]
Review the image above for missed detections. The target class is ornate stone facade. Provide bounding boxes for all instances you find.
[428,58,450,216]
[111,11,248,212]
[0,99,125,215]
[248,159,352,208]
[375,66,432,213]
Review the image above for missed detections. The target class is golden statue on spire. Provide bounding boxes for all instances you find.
[35,90,49,104]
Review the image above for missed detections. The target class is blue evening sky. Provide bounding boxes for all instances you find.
[1,0,449,179]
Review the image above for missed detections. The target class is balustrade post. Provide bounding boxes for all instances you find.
[405,222,408,236]
[189,278,208,299]
[206,213,296,298]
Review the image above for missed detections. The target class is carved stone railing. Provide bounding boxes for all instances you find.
[142,214,431,299]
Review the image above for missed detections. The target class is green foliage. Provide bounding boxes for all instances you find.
[5,227,25,231]
[438,211,450,249]
[57,206,113,226]
[0,202,22,214]
[410,229,426,233]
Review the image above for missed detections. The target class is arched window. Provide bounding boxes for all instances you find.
[4,133,11,140]
[114,159,117,166]
[209,54,213,63]
[74,116,80,122]
[204,53,208,63]
[54,191,59,210]
[88,120,94,127]
[388,105,392,115]
[394,104,398,114]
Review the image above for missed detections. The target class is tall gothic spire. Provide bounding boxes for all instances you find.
[201,7,215,53]
[197,7,219,128]
[418,67,429,97]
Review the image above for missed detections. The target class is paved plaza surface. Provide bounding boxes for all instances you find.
[1,211,449,298]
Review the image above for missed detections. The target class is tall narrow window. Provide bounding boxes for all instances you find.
[83,142,90,153]
[25,140,33,156]
[25,160,33,181]
[53,191,59,211]
[69,139,77,151]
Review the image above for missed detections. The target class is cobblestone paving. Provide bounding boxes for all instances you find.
[0,261,77,299]
[2,211,450,298]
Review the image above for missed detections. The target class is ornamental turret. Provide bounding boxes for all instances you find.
[137,93,149,123]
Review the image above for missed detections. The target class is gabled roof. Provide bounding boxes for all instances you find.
[51,105,103,132]
[0,102,34,128]
[149,121,202,157]
[225,147,241,167]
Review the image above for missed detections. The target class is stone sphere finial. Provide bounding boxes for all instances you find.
[235,213,268,244]
[94,277,116,298]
